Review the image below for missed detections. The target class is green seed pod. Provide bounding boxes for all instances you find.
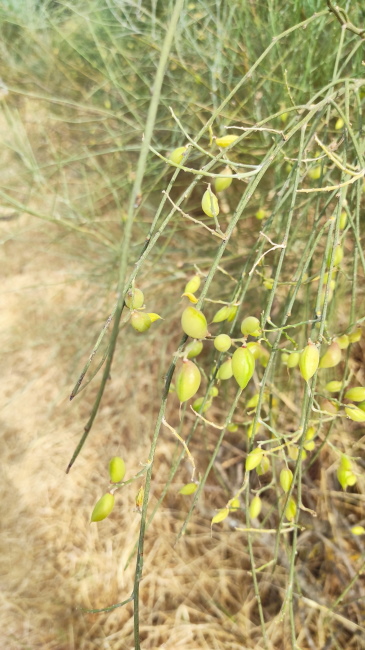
[212,305,231,323]
[179,483,198,495]
[109,456,126,483]
[337,468,355,490]
[185,340,204,359]
[131,311,152,333]
[214,166,233,192]
[90,493,115,522]
[226,305,238,322]
[325,380,343,393]
[327,244,343,267]
[280,469,293,493]
[249,495,262,519]
[169,145,188,165]
[148,313,163,323]
[192,396,212,413]
[263,278,274,290]
[202,188,219,218]
[281,353,289,365]
[176,360,201,403]
[125,287,144,309]
[227,423,238,432]
[181,306,208,339]
[215,134,238,148]
[303,427,316,451]
[308,166,321,181]
[247,342,262,359]
[246,447,264,471]
[184,274,201,295]
[211,508,230,524]
[345,405,365,422]
[181,292,198,303]
[217,358,233,380]
[299,343,319,381]
[348,328,362,343]
[285,497,297,522]
[287,351,300,368]
[339,210,347,229]
[255,208,266,220]
[351,525,365,535]
[246,393,260,410]
[209,386,219,397]
[358,400,365,413]
[335,334,349,349]
[319,342,341,369]
[335,117,344,130]
[232,347,255,389]
[344,387,365,402]
[241,316,262,337]
[229,497,240,511]
[340,454,352,470]
[214,334,232,352]
[256,455,270,475]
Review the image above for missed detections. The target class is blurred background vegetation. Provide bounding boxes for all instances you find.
[1,1,365,649]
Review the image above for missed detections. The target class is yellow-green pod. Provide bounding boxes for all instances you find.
[181,292,199,303]
[181,306,208,339]
[280,469,293,493]
[249,495,262,519]
[345,387,365,402]
[358,401,365,413]
[232,346,255,389]
[226,305,238,322]
[308,166,321,180]
[227,423,238,432]
[335,117,344,130]
[340,454,352,470]
[192,396,212,413]
[303,427,316,451]
[214,334,232,352]
[184,274,201,295]
[229,497,240,511]
[337,468,355,490]
[109,457,126,483]
[247,342,262,359]
[351,525,365,535]
[215,134,238,148]
[299,343,319,381]
[327,244,343,267]
[147,312,163,322]
[209,386,219,397]
[211,507,230,524]
[90,493,115,522]
[202,188,219,218]
[212,305,231,323]
[319,342,341,369]
[335,334,349,349]
[217,358,233,381]
[131,311,152,333]
[246,393,260,410]
[176,360,201,403]
[256,455,270,475]
[179,483,198,495]
[285,497,297,522]
[348,328,362,343]
[287,351,300,368]
[214,166,233,192]
[255,208,266,221]
[345,405,365,422]
[325,380,343,393]
[125,287,144,309]
[185,340,204,359]
[246,447,264,472]
[241,316,262,337]
[169,145,188,165]
[339,211,347,229]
